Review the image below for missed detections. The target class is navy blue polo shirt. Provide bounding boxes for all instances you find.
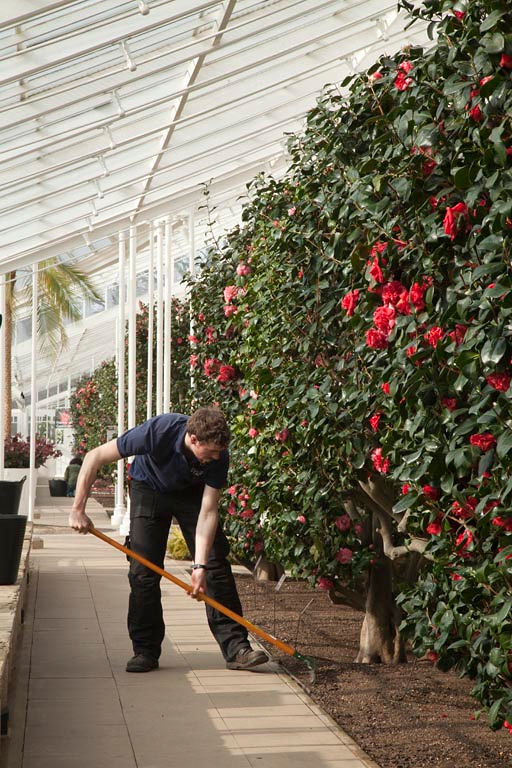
[116,413,229,494]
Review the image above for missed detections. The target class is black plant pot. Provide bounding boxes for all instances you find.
[0,476,26,515]
[0,515,28,585]
[49,478,67,497]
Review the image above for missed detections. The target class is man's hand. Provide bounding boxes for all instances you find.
[189,568,207,599]
[69,507,93,534]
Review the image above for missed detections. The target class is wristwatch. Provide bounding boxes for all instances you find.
[192,563,207,570]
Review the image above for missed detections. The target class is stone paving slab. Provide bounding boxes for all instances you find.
[1,502,380,768]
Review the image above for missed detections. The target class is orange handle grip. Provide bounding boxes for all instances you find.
[90,527,297,658]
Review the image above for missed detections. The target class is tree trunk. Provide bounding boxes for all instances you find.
[253,555,284,582]
[355,556,407,664]
[3,277,13,438]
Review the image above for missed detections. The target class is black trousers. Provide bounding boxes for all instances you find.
[127,479,249,662]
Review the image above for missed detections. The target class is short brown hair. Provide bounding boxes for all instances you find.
[186,407,231,446]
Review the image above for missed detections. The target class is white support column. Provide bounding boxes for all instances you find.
[146,223,154,420]
[189,210,196,393]
[163,217,171,413]
[111,230,126,527]
[155,221,164,415]
[0,272,5,479]
[120,224,137,536]
[28,264,38,523]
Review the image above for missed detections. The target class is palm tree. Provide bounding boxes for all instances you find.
[4,259,100,436]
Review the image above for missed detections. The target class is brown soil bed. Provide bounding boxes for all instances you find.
[233,572,512,768]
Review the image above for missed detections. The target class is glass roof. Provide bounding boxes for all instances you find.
[0,0,429,274]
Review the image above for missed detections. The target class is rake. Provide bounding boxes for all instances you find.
[89,526,316,683]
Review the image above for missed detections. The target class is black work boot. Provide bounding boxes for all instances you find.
[226,646,269,670]
[126,654,159,673]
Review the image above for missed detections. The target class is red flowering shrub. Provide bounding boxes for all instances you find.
[4,434,61,468]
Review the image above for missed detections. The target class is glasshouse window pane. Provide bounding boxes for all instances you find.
[85,297,105,317]
[16,316,32,343]
[136,270,149,296]
[107,283,119,308]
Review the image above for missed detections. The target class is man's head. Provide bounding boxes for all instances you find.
[186,407,230,463]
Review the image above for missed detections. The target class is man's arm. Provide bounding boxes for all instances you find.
[189,485,221,598]
[69,440,122,534]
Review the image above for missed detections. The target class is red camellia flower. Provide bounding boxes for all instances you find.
[296,515,306,524]
[371,446,390,474]
[381,382,391,395]
[373,306,396,335]
[424,326,444,347]
[368,256,384,283]
[451,497,477,520]
[453,10,466,20]
[369,412,382,432]
[441,397,457,411]
[492,516,512,532]
[394,60,413,91]
[366,328,389,349]
[427,650,439,662]
[341,288,360,316]
[370,70,383,81]
[426,521,442,535]
[443,202,469,240]
[224,304,238,318]
[423,485,439,500]
[503,721,512,734]
[217,364,236,384]
[275,428,289,442]
[499,53,512,69]
[447,324,467,346]
[336,547,353,564]
[486,372,511,392]
[248,427,259,438]
[335,514,351,532]
[401,483,411,495]
[240,509,254,520]
[189,354,199,368]
[452,572,463,581]
[455,529,474,556]
[317,577,334,591]
[409,282,427,311]
[223,285,238,303]
[468,104,483,122]
[469,432,496,451]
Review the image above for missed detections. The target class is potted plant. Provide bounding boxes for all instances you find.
[3,434,62,514]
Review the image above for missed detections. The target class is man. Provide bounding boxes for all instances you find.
[69,407,268,673]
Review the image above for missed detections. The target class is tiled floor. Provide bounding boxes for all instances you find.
[1,504,379,768]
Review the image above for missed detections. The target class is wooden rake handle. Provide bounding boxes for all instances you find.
[89,527,297,658]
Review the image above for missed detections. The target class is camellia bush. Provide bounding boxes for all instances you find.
[3,433,62,468]
[182,0,512,730]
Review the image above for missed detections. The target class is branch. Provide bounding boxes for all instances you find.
[328,584,366,611]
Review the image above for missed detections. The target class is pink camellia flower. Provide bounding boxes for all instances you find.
[296,515,306,524]
[354,523,364,537]
[317,577,334,591]
[443,202,469,240]
[254,540,264,553]
[227,502,237,516]
[469,432,496,451]
[198,312,205,322]
[427,650,439,663]
[227,485,237,496]
[203,358,221,377]
[499,53,512,69]
[394,60,413,91]
[341,288,360,317]
[426,521,442,535]
[189,354,199,368]
[423,485,439,500]
[217,365,236,384]
[236,262,251,276]
[240,509,254,520]
[223,285,238,303]
[369,412,382,433]
[424,326,444,347]
[365,328,389,350]
[275,428,289,442]
[224,304,238,318]
[381,382,391,395]
[288,207,296,216]
[441,397,457,411]
[248,427,259,438]
[486,373,511,392]
[370,70,383,81]
[205,326,216,343]
[371,446,390,474]
[373,306,396,335]
[336,547,353,564]
[335,515,351,532]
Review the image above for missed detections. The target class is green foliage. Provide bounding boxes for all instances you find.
[167,526,191,560]
[182,0,512,729]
